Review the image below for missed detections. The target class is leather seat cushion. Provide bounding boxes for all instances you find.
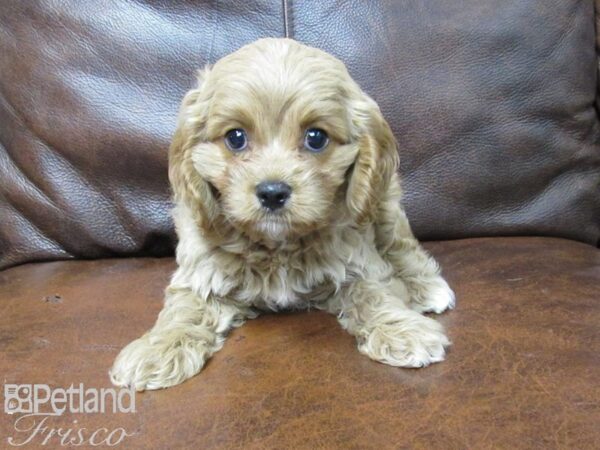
[1,237,598,448]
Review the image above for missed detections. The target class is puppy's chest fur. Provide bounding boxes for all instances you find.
[184,225,390,310]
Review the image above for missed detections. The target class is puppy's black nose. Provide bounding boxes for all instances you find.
[256,181,291,211]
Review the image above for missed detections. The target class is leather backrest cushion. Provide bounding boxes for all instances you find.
[1,0,599,269]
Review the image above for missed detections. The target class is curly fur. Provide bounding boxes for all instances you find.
[110,38,455,391]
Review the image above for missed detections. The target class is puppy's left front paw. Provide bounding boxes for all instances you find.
[409,277,455,314]
[357,312,450,368]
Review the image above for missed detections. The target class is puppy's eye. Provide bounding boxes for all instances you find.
[224,129,248,152]
[304,128,329,152]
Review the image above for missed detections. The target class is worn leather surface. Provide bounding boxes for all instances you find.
[0,0,284,269]
[1,237,599,449]
[291,0,600,245]
[1,1,599,270]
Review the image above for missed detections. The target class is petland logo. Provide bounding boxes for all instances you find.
[4,383,136,447]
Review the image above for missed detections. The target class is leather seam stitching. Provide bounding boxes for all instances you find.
[283,0,293,38]
[594,0,600,248]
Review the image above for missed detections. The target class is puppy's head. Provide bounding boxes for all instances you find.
[170,38,398,242]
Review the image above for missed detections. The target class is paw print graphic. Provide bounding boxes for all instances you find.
[4,385,33,414]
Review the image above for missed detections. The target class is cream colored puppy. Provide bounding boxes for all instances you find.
[110,38,455,391]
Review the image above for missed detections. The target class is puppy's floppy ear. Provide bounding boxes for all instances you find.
[168,67,219,229]
[346,93,400,225]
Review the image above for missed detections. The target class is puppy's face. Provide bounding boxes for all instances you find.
[170,39,398,242]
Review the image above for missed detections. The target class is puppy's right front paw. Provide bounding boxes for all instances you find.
[357,312,450,368]
[110,331,214,391]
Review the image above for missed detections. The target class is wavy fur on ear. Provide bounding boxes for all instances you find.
[168,68,219,231]
[346,95,400,225]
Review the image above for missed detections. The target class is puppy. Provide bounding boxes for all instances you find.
[110,38,455,391]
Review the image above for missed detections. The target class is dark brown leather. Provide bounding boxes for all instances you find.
[291,0,600,245]
[0,0,284,270]
[1,237,599,449]
[1,1,599,270]
[596,0,600,119]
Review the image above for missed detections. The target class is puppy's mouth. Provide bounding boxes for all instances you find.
[258,219,286,234]
[254,216,291,241]
[255,211,290,226]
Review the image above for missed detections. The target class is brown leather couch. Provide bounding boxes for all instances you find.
[1,1,599,448]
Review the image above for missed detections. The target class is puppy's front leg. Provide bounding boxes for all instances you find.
[334,279,450,368]
[377,200,455,314]
[110,287,255,391]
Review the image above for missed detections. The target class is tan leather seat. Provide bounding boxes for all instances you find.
[1,238,598,448]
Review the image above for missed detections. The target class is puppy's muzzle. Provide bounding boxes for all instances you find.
[256,181,291,211]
